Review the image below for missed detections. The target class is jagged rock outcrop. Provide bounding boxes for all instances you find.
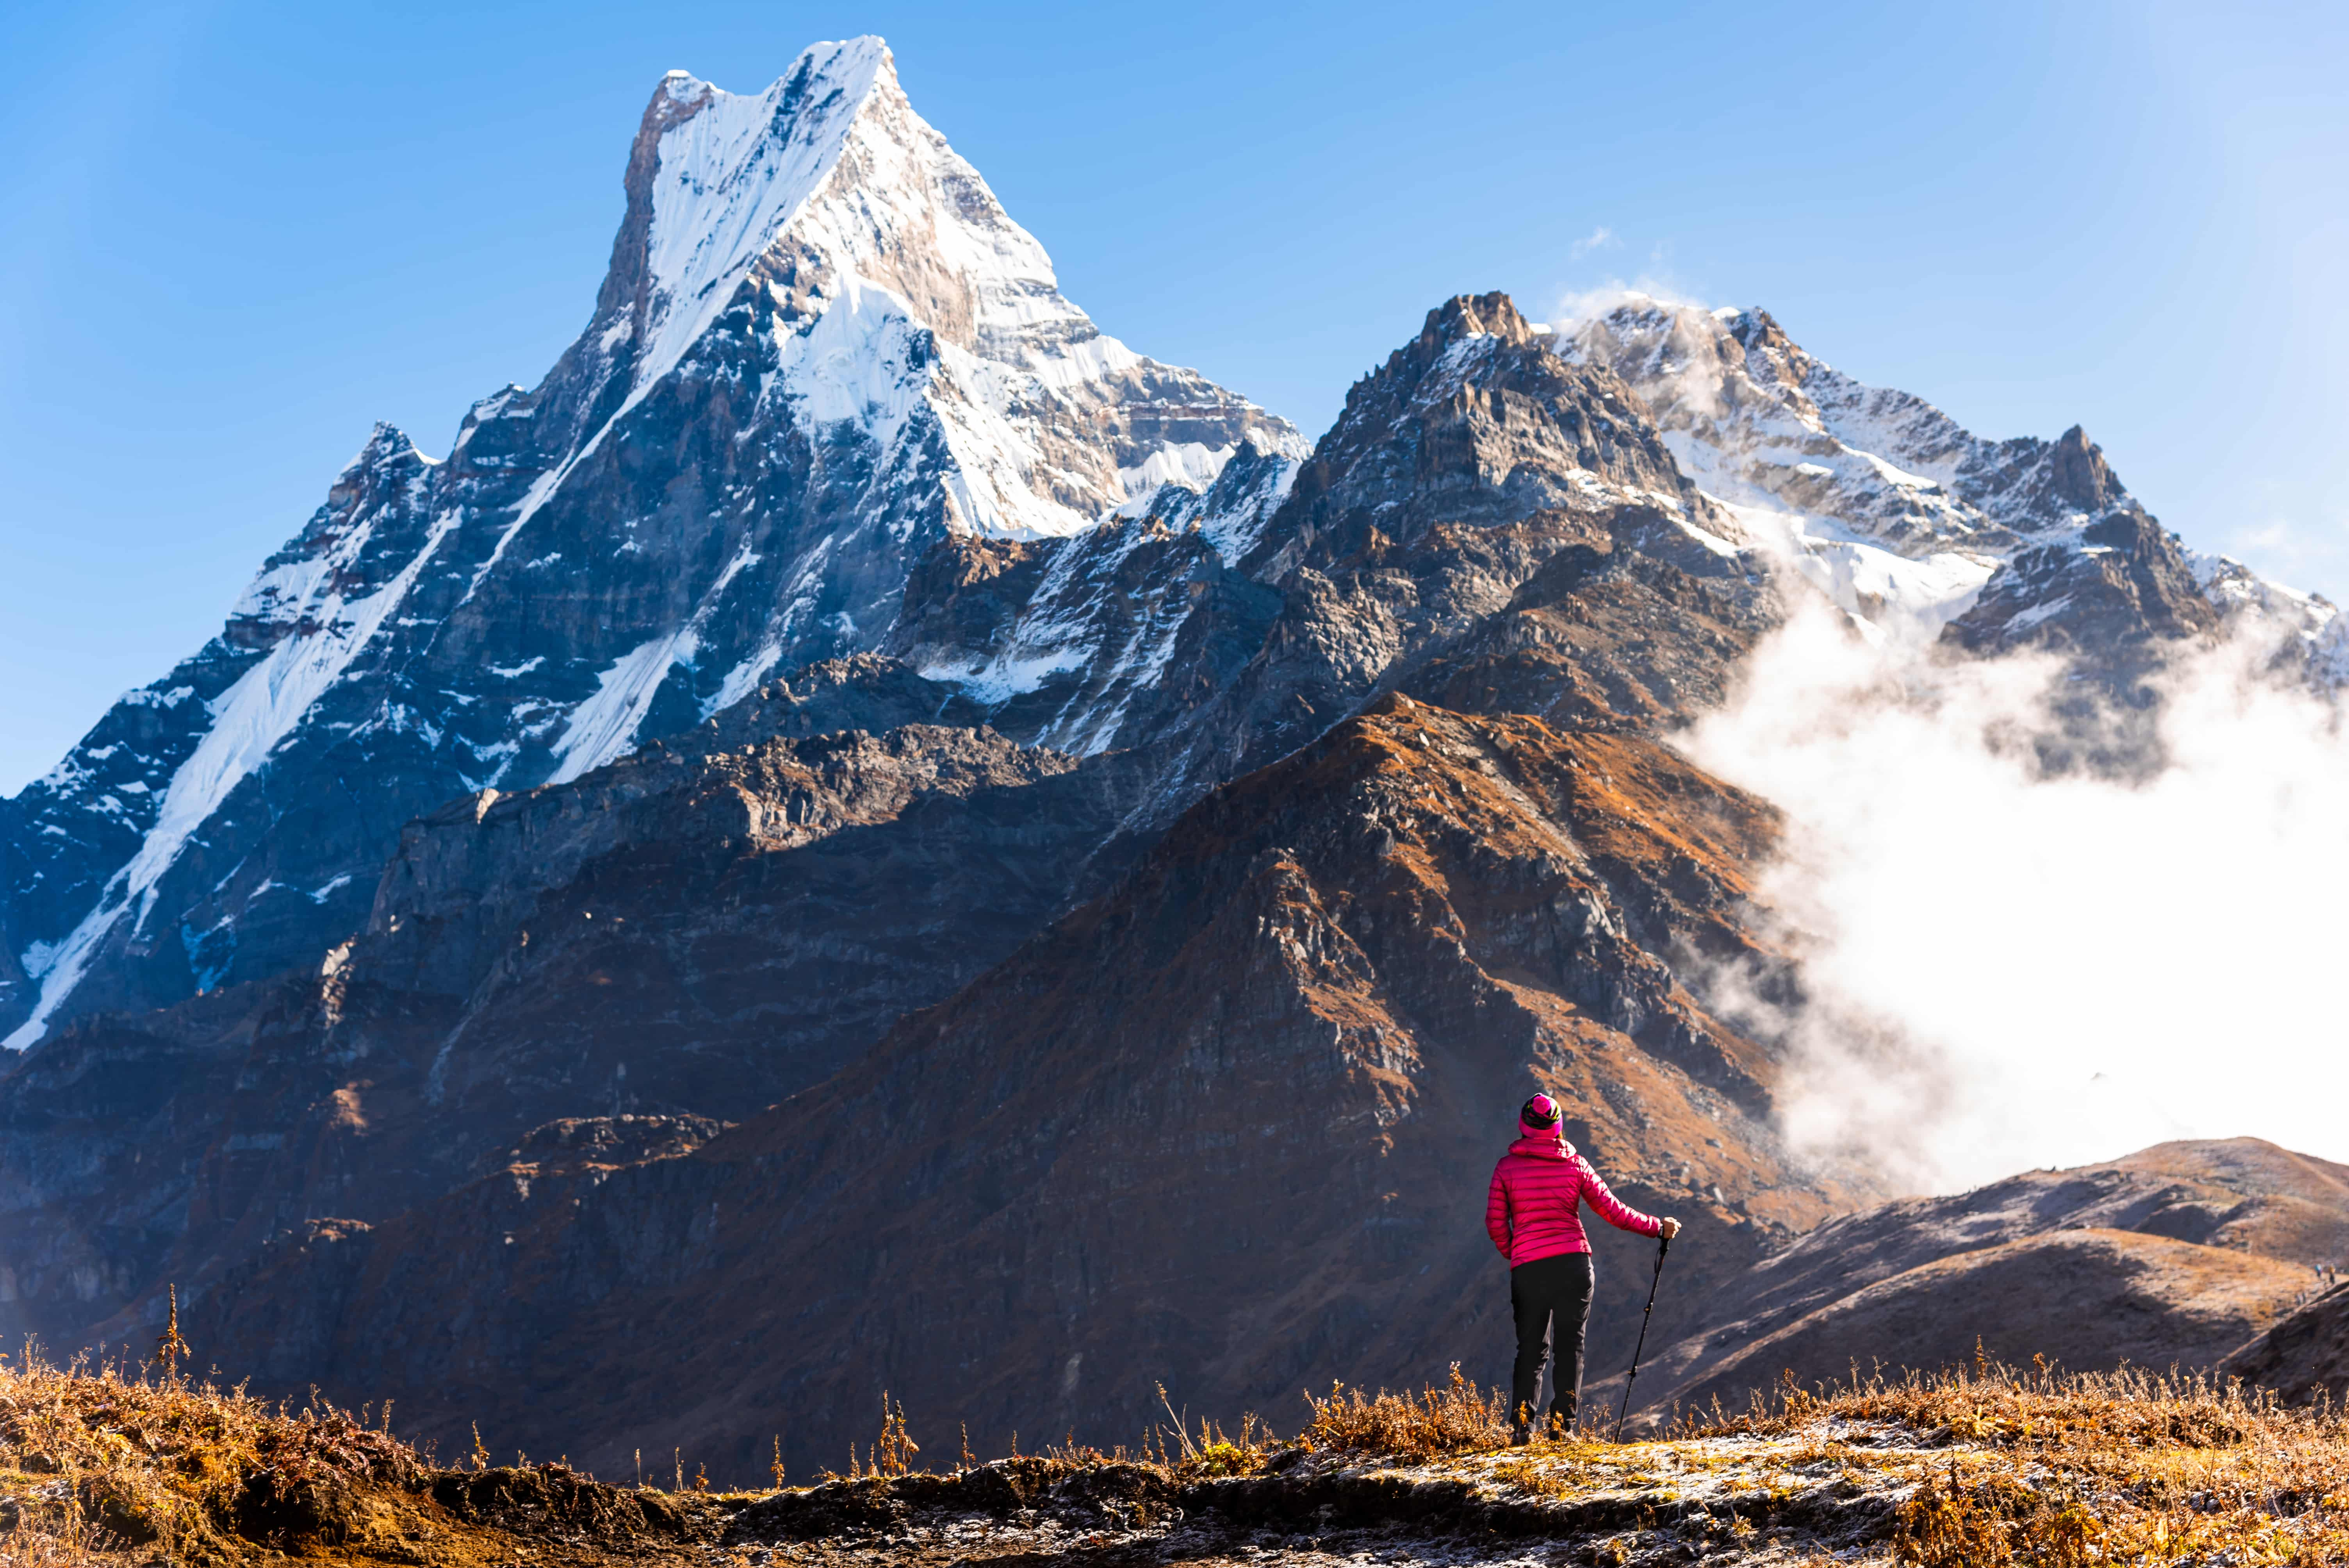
[866,292,1782,796]
[1096,293,1785,811]
[1944,508,2221,657]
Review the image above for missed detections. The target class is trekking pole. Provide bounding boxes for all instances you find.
[1612,1232,1670,1443]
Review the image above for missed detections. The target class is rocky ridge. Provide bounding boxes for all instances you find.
[1564,297,2348,683]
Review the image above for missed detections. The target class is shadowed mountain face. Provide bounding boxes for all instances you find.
[1,34,2341,1484]
[175,697,1854,1478]
[0,272,1802,1370]
[2225,1283,2349,1407]
[0,725,1158,1354]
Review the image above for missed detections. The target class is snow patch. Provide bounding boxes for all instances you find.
[705,643,783,720]
[547,630,701,785]
[1119,442,1233,500]
[546,531,773,779]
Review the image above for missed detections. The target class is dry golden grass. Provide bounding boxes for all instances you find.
[0,1345,420,1561]
[1282,1352,2349,1563]
[7,1335,2345,1566]
[1679,1352,2349,1567]
[1300,1362,1510,1460]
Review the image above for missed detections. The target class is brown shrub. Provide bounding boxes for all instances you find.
[0,1344,420,1557]
[1302,1363,1508,1460]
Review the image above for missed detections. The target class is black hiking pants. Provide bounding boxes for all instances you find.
[1510,1251,1594,1436]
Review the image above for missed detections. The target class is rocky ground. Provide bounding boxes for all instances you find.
[706,1428,1932,1566]
[9,1352,2346,1568]
[0,1423,1964,1567]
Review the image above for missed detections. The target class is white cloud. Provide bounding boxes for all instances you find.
[1676,603,2349,1193]
[1568,225,1620,259]
[1549,278,1715,331]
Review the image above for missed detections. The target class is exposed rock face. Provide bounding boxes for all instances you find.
[1944,509,2221,657]
[0,724,1152,1353]
[873,291,1779,793]
[1604,1138,2349,1418]
[177,696,1856,1479]
[0,37,1300,1048]
[1107,293,1782,809]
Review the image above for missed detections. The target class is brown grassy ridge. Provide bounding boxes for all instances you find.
[0,1343,419,1563]
[0,1344,733,1567]
[5,1345,2347,1566]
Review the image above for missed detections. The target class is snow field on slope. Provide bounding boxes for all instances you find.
[547,535,766,784]
[4,507,465,1051]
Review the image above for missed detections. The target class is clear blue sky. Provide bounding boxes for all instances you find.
[4,0,2344,792]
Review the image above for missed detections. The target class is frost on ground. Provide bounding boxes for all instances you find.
[714,1424,1927,1566]
[12,1348,2338,1567]
[716,1361,2349,1566]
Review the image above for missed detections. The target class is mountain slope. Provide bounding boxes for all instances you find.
[0,37,1299,1049]
[178,695,1859,1479]
[1599,1137,2349,1420]
[2224,1281,2349,1406]
[0,286,1811,1399]
[0,724,1150,1353]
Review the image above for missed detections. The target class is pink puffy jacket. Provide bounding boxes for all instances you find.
[1485,1120,1662,1267]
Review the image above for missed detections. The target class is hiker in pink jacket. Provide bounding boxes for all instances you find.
[1486,1092,1681,1441]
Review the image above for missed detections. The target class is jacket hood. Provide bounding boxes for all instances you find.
[1510,1127,1576,1158]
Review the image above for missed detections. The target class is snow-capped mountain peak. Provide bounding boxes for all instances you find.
[0,39,1299,1050]
[547,36,1298,544]
[1564,292,2342,668]
[626,41,896,412]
